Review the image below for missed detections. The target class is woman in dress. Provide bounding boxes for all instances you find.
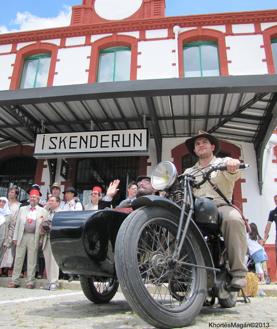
[0,197,12,274]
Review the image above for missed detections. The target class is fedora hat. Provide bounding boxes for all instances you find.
[63,186,77,196]
[50,182,61,191]
[185,131,220,155]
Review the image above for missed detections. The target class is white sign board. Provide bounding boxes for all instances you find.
[34,129,148,158]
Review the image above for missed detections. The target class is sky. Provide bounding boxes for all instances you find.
[0,0,276,34]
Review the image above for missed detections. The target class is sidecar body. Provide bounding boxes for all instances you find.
[50,209,130,277]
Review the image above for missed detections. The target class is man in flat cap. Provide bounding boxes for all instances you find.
[184,131,247,289]
[136,176,156,198]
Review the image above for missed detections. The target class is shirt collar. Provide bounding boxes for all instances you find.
[193,156,217,169]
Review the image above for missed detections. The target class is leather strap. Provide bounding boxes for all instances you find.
[207,179,251,233]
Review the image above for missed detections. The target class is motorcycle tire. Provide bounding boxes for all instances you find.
[115,206,207,329]
[80,275,119,304]
[218,292,237,308]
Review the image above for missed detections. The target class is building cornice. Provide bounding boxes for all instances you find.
[0,9,277,45]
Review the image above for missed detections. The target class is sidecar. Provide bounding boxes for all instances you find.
[50,208,131,303]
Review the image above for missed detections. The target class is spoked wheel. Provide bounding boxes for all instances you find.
[115,207,207,329]
[80,275,119,304]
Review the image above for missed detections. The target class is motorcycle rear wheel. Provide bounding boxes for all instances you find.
[80,275,119,304]
[115,206,207,329]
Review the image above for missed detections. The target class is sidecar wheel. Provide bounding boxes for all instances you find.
[115,206,207,329]
[218,292,237,308]
[80,276,119,304]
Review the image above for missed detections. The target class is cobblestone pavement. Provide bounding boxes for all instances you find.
[0,287,276,329]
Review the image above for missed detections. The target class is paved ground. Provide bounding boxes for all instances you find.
[0,285,276,329]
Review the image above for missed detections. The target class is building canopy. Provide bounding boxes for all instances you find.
[0,74,277,191]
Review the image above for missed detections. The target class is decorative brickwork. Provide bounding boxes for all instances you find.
[71,0,165,25]
[0,10,276,46]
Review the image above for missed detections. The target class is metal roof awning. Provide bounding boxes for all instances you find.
[0,74,277,191]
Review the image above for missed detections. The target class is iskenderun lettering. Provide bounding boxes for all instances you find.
[41,131,145,152]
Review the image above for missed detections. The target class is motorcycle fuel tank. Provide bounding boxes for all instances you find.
[194,197,220,234]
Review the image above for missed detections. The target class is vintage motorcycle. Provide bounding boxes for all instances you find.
[51,161,248,329]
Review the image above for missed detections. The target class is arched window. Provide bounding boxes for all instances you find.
[183,41,220,77]
[10,43,58,90]
[20,53,51,88]
[178,28,228,78]
[271,38,277,72]
[97,46,131,82]
[262,26,277,74]
[88,35,137,83]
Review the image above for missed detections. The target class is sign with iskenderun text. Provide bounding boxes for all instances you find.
[34,129,148,158]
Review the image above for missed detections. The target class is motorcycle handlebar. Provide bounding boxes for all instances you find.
[192,163,249,188]
[215,163,249,171]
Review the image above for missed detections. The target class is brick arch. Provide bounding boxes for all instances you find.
[10,42,58,90]
[171,139,244,210]
[0,145,44,185]
[0,145,34,161]
[88,34,138,83]
[263,26,277,74]
[178,28,229,77]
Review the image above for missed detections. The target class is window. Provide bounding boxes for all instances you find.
[183,41,220,77]
[271,39,277,71]
[20,53,51,88]
[97,47,131,82]
[76,157,139,204]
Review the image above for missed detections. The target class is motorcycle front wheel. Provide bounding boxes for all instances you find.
[115,206,207,329]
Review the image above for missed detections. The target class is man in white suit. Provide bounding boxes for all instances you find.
[8,189,47,289]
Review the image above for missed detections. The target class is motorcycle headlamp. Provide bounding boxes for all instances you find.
[151,161,177,191]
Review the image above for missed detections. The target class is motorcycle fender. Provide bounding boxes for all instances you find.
[133,195,216,286]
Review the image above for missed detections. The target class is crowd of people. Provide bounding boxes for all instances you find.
[0,176,155,290]
[0,132,275,292]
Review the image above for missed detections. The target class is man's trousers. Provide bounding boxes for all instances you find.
[219,205,248,278]
[43,236,59,284]
[12,233,38,285]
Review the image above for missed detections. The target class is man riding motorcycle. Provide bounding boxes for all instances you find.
[184,131,248,289]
